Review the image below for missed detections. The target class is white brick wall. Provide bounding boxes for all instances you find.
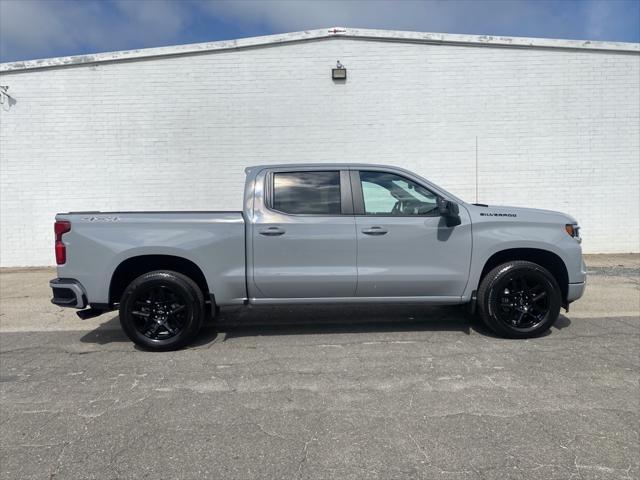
[1,35,639,266]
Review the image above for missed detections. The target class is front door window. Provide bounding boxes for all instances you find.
[360,171,438,216]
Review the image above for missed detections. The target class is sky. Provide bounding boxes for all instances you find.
[1,0,639,63]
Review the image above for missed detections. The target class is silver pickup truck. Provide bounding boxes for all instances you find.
[51,164,586,350]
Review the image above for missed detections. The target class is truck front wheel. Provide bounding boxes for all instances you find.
[119,270,204,351]
[477,261,561,338]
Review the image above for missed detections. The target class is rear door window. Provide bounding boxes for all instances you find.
[272,171,341,215]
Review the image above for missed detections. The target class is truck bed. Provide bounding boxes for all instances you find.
[55,211,247,307]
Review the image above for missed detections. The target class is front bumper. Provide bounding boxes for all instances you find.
[50,278,87,309]
[566,256,587,304]
[567,280,586,303]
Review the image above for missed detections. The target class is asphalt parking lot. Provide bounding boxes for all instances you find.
[1,255,638,480]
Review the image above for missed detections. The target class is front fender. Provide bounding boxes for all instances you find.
[464,221,584,299]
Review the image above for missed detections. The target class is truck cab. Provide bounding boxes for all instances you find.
[246,165,472,302]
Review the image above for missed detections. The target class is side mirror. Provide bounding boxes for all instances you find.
[438,198,461,227]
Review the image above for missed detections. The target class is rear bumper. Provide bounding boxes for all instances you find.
[50,278,87,309]
[567,280,586,303]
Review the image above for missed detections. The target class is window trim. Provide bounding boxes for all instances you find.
[265,170,353,217]
[350,170,442,217]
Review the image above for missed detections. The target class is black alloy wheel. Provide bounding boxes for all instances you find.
[494,272,551,330]
[130,285,190,340]
[119,270,204,350]
[478,260,561,338]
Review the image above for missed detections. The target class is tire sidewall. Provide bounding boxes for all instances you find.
[480,262,561,339]
[119,271,203,351]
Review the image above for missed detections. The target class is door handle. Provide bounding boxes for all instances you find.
[259,226,286,236]
[362,226,388,235]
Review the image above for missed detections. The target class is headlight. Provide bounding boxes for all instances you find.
[565,223,581,243]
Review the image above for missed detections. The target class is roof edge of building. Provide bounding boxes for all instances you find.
[2,27,639,73]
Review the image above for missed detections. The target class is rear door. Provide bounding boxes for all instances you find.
[251,169,357,299]
[352,169,472,298]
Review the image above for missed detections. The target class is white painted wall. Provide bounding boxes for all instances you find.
[1,36,639,266]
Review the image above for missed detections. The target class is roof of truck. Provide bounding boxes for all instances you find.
[245,163,400,173]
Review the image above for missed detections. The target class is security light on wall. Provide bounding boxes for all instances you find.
[332,60,346,80]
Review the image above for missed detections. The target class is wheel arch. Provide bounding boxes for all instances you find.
[478,248,569,303]
[109,254,209,306]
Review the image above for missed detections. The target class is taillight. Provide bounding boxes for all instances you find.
[54,221,71,265]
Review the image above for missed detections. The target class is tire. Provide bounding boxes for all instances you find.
[119,270,204,351]
[477,261,561,339]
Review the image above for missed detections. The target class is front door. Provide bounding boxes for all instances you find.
[352,170,472,298]
[251,169,357,299]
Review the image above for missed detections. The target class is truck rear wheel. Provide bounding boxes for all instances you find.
[477,261,561,338]
[119,270,204,351]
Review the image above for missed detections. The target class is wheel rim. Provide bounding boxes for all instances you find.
[493,271,551,331]
[129,284,191,341]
